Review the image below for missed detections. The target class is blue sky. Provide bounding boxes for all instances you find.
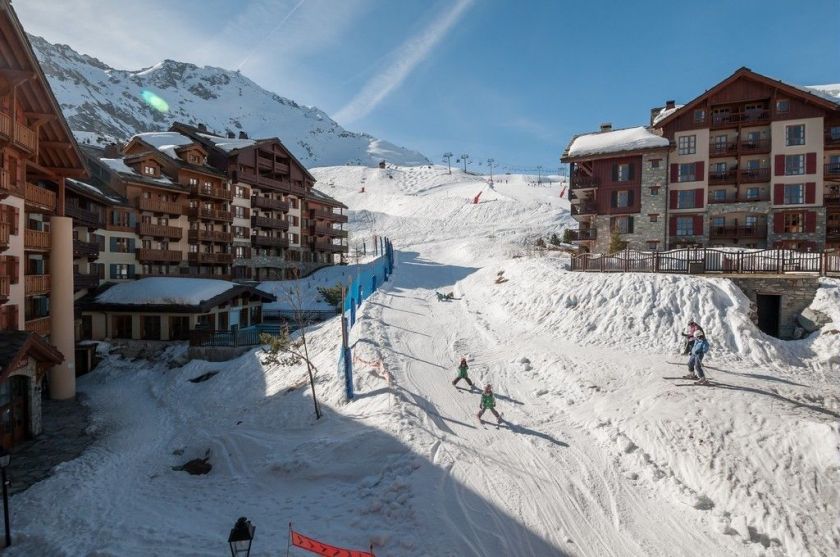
[16,0,840,172]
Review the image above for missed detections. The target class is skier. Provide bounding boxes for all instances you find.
[477,384,502,423]
[687,330,711,384]
[452,357,473,387]
[681,319,705,355]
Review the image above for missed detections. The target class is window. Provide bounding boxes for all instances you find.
[612,216,634,234]
[783,184,804,205]
[711,217,725,228]
[678,163,696,182]
[189,177,198,186]
[831,127,840,141]
[785,124,805,146]
[677,190,696,209]
[615,163,631,182]
[711,162,727,175]
[776,99,790,113]
[111,315,133,338]
[783,213,803,233]
[143,165,155,176]
[615,190,630,208]
[829,155,840,173]
[784,154,805,175]
[233,226,248,239]
[675,217,694,236]
[649,214,659,223]
[649,159,661,169]
[109,237,135,253]
[234,206,247,219]
[712,135,728,153]
[235,185,247,198]
[746,187,760,200]
[109,264,135,280]
[745,215,758,227]
[694,109,705,123]
[677,135,696,155]
[711,189,727,202]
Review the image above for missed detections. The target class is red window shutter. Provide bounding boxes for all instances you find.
[773,213,784,233]
[693,215,703,235]
[695,161,704,182]
[805,152,816,174]
[670,164,678,183]
[805,211,816,232]
[11,256,19,284]
[694,188,704,208]
[669,190,678,209]
[774,154,785,176]
[773,183,784,204]
[669,216,677,236]
[12,206,19,235]
[805,182,816,204]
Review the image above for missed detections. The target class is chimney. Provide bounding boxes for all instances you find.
[197,122,207,132]
[227,131,235,139]
[665,100,676,110]
[238,131,248,139]
[103,142,121,158]
[600,122,612,132]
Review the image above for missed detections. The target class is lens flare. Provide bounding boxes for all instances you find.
[140,89,169,113]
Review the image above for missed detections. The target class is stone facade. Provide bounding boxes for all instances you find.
[635,152,668,249]
[767,207,827,250]
[730,275,819,339]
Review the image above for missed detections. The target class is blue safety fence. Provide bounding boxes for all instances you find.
[339,237,394,399]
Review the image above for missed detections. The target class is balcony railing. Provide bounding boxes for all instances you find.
[138,197,183,215]
[190,184,233,201]
[571,201,598,216]
[708,191,770,204]
[251,215,289,230]
[825,163,840,177]
[827,226,840,239]
[0,169,22,198]
[576,228,597,241]
[65,204,104,228]
[570,174,600,189]
[738,167,770,183]
[711,110,770,129]
[311,207,349,223]
[185,207,233,222]
[188,229,233,243]
[137,222,183,239]
[252,235,289,248]
[25,274,50,296]
[24,229,50,251]
[825,193,840,206]
[708,169,738,184]
[187,252,233,264]
[313,222,349,238]
[14,121,37,152]
[709,225,767,239]
[74,271,100,291]
[0,112,11,139]
[25,182,56,213]
[136,248,183,262]
[73,239,99,259]
[0,275,8,302]
[25,316,50,336]
[251,196,289,212]
[313,237,347,252]
[0,222,8,251]
[709,141,737,157]
[739,139,771,154]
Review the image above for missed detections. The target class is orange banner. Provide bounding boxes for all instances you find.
[291,529,374,557]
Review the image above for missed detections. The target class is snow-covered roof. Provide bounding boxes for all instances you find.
[131,131,199,160]
[66,177,126,204]
[652,105,684,125]
[197,132,256,152]
[567,127,669,158]
[96,278,241,306]
[99,157,176,186]
[308,187,346,208]
[800,84,840,103]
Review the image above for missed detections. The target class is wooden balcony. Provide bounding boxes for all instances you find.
[188,229,232,243]
[14,121,38,152]
[74,271,99,292]
[709,225,767,240]
[708,191,770,204]
[825,163,840,178]
[187,252,233,264]
[24,229,50,251]
[313,237,347,252]
[251,215,288,230]
[827,226,840,240]
[313,222,347,237]
[185,207,233,222]
[73,239,99,260]
[25,182,56,213]
[252,235,289,248]
[739,139,771,154]
[738,167,770,183]
[571,201,598,216]
[190,184,233,201]
[0,222,8,251]
[711,110,770,129]
[239,169,291,191]
[825,193,840,206]
[136,248,183,262]
[0,111,11,140]
[824,132,840,149]
[137,222,183,239]
[25,274,50,296]
[138,197,183,215]
[251,196,289,212]
[65,204,104,229]
[570,174,599,189]
[709,141,737,157]
[708,169,738,185]
[25,316,50,336]
[311,207,348,223]
[0,169,21,199]
[0,275,8,303]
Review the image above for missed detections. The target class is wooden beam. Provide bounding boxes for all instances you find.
[39,141,72,150]
[0,67,34,84]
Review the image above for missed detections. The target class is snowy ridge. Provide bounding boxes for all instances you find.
[29,35,429,167]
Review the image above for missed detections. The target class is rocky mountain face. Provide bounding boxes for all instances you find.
[30,34,429,167]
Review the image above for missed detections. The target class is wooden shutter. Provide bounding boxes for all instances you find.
[627,190,635,207]
[693,215,703,235]
[627,216,635,234]
[805,152,817,174]
[774,154,785,176]
[695,161,704,182]
[670,164,678,183]
[128,238,136,251]
[773,183,784,205]
[669,190,678,209]
[12,206,19,235]
[11,256,18,284]
[628,163,635,181]
[694,188,704,208]
[805,211,816,232]
[128,265,136,279]
[669,216,678,235]
[109,237,118,252]
[805,182,816,204]
[610,191,617,208]
[109,264,116,279]
[773,213,784,233]
[611,164,618,182]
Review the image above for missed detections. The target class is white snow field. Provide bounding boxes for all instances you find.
[9,165,840,556]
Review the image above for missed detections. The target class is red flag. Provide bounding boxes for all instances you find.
[290,529,374,557]
[473,191,482,204]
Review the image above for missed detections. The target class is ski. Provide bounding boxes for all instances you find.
[663,376,699,380]
[674,382,715,387]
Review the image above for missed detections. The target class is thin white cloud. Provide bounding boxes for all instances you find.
[234,0,307,71]
[334,0,473,124]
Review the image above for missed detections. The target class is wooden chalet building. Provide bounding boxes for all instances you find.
[0,0,87,448]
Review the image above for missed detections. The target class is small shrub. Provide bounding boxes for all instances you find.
[316,283,343,307]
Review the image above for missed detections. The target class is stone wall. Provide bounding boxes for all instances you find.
[767,207,826,249]
[9,359,42,437]
[635,153,668,249]
[729,275,819,339]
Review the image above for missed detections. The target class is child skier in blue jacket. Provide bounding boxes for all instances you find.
[688,330,710,384]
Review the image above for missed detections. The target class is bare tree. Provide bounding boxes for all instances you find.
[442,152,453,174]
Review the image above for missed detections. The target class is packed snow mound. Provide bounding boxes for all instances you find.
[567,126,669,157]
[96,277,241,305]
[29,35,429,167]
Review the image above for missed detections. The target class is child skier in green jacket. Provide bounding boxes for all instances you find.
[477,384,501,423]
[452,357,474,387]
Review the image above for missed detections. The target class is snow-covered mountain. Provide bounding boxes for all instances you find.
[29,35,429,168]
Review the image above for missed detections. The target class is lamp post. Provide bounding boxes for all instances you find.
[0,448,10,548]
[228,517,255,557]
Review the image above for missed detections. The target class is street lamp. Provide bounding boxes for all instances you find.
[228,517,255,557]
[0,447,10,548]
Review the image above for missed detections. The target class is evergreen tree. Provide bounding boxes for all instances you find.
[561,229,575,244]
[608,227,627,254]
[550,232,562,246]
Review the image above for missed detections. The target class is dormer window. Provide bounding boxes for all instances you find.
[143,165,155,176]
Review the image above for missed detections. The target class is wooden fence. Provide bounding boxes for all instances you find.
[570,248,840,276]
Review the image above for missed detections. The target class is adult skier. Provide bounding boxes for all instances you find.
[477,384,502,423]
[681,319,705,355]
[687,330,711,384]
[452,357,473,387]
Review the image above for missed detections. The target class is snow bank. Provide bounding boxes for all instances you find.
[96,277,237,305]
[567,126,669,157]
